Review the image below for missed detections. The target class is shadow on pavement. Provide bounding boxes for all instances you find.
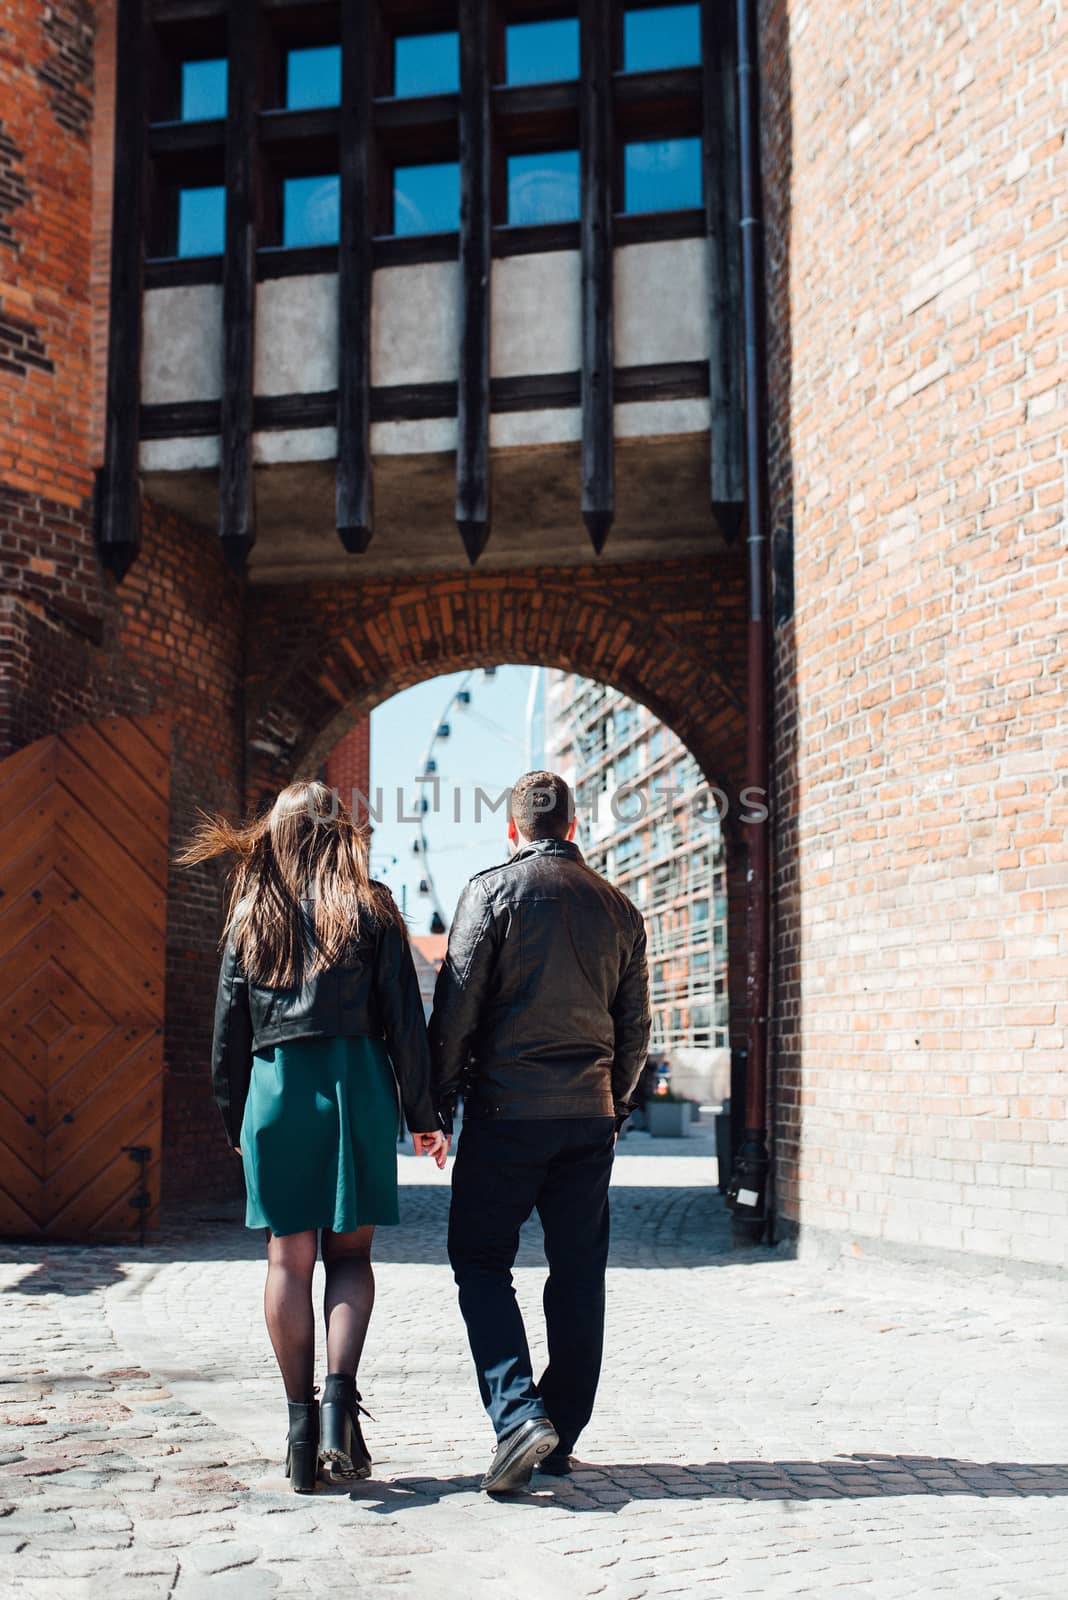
[74,1186,750,1270]
[327,1454,1068,1511]
[3,1254,128,1295]
[1,1182,760,1273]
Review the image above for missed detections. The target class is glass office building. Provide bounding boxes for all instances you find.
[545,672,730,1104]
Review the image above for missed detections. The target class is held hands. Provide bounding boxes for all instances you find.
[412,1131,451,1170]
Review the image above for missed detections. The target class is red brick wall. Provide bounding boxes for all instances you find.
[0,2,246,1211]
[89,0,116,468]
[763,0,1067,1268]
[245,560,750,809]
[325,719,372,809]
[0,1,94,506]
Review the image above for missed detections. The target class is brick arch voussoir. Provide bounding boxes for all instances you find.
[246,574,746,810]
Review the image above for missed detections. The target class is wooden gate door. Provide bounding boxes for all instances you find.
[0,715,170,1239]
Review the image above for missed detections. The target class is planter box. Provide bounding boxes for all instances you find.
[646,1099,691,1139]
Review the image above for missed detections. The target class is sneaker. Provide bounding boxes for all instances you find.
[480,1418,559,1493]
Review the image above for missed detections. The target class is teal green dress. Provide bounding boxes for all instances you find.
[239,1035,401,1236]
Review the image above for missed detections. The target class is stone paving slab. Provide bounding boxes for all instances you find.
[1,1125,1066,1597]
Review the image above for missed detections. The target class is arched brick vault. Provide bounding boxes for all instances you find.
[245,555,749,818]
[245,553,755,1034]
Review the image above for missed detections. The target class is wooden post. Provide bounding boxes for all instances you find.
[336,0,373,553]
[456,0,491,564]
[579,0,614,553]
[95,0,145,581]
[219,0,258,572]
[702,0,746,540]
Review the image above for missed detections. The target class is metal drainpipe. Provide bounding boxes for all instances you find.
[727,0,773,1244]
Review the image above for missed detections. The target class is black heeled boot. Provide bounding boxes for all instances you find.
[284,1398,320,1493]
[319,1373,373,1480]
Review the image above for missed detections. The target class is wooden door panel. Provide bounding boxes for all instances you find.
[88,1152,163,1237]
[46,1020,124,1099]
[55,838,163,958]
[0,748,57,848]
[56,742,167,886]
[1,955,70,1035]
[0,1177,42,1234]
[0,823,55,905]
[64,723,170,837]
[0,738,53,789]
[49,914,157,1024]
[47,1032,162,1167]
[0,1088,43,1177]
[90,716,170,802]
[0,716,170,1240]
[56,892,164,1004]
[46,1090,162,1236]
[0,886,49,967]
[0,1039,45,1127]
[46,1073,162,1219]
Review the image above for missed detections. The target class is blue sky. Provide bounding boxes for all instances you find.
[368,666,542,934]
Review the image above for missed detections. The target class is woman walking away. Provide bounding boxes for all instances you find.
[178,780,449,1492]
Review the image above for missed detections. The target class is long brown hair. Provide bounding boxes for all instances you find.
[176,779,400,988]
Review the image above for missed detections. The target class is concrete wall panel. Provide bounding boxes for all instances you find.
[140,435,220,471]
[614,238,709,368]
[491,252,581,376]
[141,285,223,404]
[372,262,459,386]
[255,275,338,396]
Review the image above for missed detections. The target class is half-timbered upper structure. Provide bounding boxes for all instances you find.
[98,0,745,580]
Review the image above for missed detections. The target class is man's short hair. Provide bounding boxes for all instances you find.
[510,770,574,841]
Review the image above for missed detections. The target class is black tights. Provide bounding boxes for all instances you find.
[264,1225,376,1402]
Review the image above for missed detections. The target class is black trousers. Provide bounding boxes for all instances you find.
[447,1115,616,1450]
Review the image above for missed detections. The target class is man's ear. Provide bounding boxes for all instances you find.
[566,815,577,841]
[507,815,518,846]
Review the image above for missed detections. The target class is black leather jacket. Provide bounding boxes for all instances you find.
[211,889,443,1147]
[428,837,651,1129]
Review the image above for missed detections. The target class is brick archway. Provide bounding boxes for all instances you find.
[245,553,752,1038]
[246,557,748,811]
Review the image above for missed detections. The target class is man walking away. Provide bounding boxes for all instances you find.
[429,770,651,1493]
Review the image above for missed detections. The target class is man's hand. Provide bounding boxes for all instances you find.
[233,1146,241,1156]
[412,1131,451,1170]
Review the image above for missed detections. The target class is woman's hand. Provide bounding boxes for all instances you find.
[233,1145,241,1155]
[412,1131,450,1169]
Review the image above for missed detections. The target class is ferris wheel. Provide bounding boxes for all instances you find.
[409,666,541,933]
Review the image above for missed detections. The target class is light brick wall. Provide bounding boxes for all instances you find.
[764,0,1068,1267]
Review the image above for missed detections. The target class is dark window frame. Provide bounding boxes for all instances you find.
[499,7,581,90]
[390,18,461,99]
[279,170,342,249]
[143,0,709,273]
[619,129,703,218]
[617,0,703,77]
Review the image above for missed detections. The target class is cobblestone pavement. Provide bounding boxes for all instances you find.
[2,1118,1067,1599]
